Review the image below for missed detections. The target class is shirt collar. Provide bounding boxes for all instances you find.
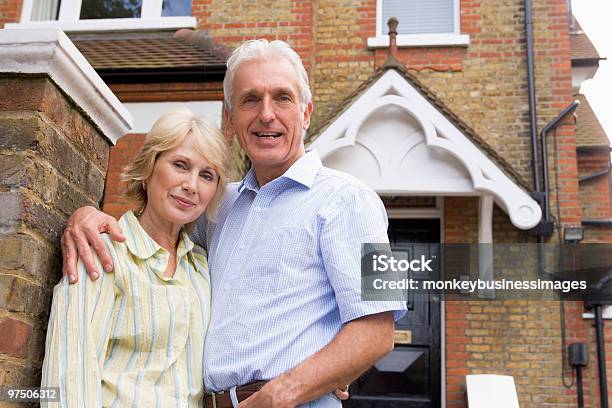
[120,211,194,260]
[239,167,260,193]
[281,150,322,188]
[238,150,322,192]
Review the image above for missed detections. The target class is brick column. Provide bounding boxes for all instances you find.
[0,28,131,399]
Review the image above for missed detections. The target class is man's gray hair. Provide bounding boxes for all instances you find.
[223,39,312,111]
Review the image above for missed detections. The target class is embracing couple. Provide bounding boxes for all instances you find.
[41,39,406,407]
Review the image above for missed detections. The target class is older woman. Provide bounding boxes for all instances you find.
[41,108,231,407]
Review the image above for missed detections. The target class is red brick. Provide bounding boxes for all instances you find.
[0,317,32,359]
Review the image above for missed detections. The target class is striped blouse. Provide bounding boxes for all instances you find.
[42,211,211,408]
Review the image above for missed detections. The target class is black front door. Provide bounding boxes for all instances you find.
[343,219,441,408]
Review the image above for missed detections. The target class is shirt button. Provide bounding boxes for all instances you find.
[255,206,262,213]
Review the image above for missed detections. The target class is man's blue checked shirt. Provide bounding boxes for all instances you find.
[193,150,407,406]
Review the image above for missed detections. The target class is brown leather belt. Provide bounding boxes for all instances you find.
[204,381,268,408]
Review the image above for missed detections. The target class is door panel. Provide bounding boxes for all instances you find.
[344,219,441,408]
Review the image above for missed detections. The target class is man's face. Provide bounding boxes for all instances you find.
[226,58,313,185]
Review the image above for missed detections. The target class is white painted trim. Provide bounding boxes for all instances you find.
[373,0,466,48]
[375,0,383,37]
[582,305,612,319]
[142,0,163,19]
[453,0,461,35]
[367,33,470,48]
[478,195,494,244]
[310,69,542,229]
[0,28,132,144]
[6,17,197,32]
[11,0,196,32]
[478,195,495,298]
[19,0,34,23]
[124,101,223,133]
[58,0,81,21]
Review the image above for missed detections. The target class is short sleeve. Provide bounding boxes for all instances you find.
[319,187,407,323]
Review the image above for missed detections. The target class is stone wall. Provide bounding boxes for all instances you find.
[0,29,130,404]
[0,74,110,399]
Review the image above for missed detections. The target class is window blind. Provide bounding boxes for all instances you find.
[31,0,60,20]
[382,0,455,35]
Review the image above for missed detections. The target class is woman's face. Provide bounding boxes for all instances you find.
[144,136,218,227]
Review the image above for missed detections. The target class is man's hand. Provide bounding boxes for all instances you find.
[61,206,125,283]
[238,383,349,408]
[334,386,350,401]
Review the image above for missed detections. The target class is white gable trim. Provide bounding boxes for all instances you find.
[310,69,541,229]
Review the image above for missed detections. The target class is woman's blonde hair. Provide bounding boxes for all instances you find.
[122,108,231,230]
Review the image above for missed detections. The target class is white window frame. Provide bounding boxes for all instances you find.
[7,0,196,32]
[367,0,469,48]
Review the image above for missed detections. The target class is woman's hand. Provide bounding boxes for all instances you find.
[334,384,350,400]
[61,206,125,283]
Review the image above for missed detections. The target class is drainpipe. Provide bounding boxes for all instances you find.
[568,0,575,32]
[525,0,541,194]
[594,305,610,408]
[539,100,580,223]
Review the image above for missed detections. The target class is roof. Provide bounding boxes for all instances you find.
[571,16,602,61]
[575,93,610,147]
[69,30,228,80]
[307,56,532,191]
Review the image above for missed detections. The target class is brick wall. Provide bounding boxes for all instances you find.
[574,145,612,405]
[563,300,612,407]
[193,0,581,226]
[443,198,585,407]
[444,197,612,407]
[0,0,21,28]
[102,133,144,219]
[577,149,612,220]
[0,75,111,395]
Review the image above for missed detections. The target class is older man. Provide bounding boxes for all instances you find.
[62,39,406,408]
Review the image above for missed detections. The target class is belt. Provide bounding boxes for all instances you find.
[204,381,268,408]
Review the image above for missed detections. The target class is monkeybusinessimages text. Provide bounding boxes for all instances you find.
[370,254,587,294]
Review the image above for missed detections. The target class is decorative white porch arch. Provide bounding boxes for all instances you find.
[309,69,541,230]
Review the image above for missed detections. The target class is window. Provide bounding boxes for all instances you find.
[11,0,196,32]
[383,0,454,35]
[367,0,469,48]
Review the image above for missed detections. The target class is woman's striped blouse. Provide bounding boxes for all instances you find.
[42,211,211,408]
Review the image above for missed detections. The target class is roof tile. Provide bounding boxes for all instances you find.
[571,15,602,61]
[575,94,610,147]
[69,30,228,70]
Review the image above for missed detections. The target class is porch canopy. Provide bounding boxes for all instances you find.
[308,66,541,230]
